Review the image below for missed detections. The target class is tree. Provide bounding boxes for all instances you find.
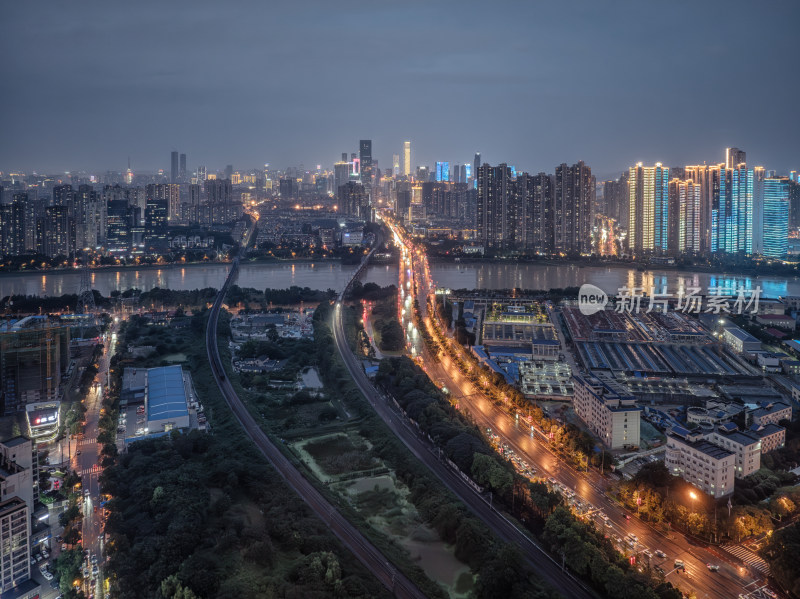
[761,521,800,596]
[471,452,513,497]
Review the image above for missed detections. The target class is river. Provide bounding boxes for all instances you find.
[0,261,796,299]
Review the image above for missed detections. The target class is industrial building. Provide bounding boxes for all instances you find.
[121,365,200,442]
[0,316,70,415]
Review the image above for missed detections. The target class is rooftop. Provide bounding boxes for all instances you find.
[147,365,189,422]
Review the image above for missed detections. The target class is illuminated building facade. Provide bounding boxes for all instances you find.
[628,163,669,254]
[403,141,411,177]
[762,177,789,258]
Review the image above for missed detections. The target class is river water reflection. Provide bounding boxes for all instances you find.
[0,261,796,299]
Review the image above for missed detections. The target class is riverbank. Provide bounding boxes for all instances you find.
[429,255,800,279]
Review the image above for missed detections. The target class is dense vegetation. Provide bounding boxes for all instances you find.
[100,313,392,599]
[376,355,684,599]
[761,520,800,596]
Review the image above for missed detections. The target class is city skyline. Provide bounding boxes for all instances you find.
[2,1,799,175]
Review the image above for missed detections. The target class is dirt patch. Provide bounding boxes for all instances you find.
[302,434,377,475]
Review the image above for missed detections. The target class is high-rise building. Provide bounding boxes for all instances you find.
[338,181,369,219]
[0,195,26,256]
[41,206,72,257]
[0,497,30,592]
[684,165,712,255]
[392,154,400,178]
[763,177,789,258]
[476,163,513,248]
[144,194,168,249]
[603,173,629,225]
[554,161,594,255]
[106,199,131,254]
[515,172,553,253]
[403,142,411,177]
[628,163,669,254]
[179,153,187,183]
[170,151,179,183]
[706,164,753,255]
[145,184,180,223]
[435,162,450,182]
[668,179,700,254]
[726,147,746,169]
[359,140,373,188]
[197,165,207,182]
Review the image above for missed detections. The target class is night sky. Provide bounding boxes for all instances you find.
[2,0,798,177]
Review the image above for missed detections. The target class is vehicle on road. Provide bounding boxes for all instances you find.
[604,519,612,528]
[674,559,685,569]
[763,589,777,598]
[91,554,97,565]
[706,563,719,571]
[655,549,666,558]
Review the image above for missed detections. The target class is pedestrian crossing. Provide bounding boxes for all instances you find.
[79,464,101,476]
[78,437,97,446]
[720,544,771,576]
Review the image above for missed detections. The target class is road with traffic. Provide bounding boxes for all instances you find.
[389,222,777,599]
[333,243,599,598]
[205,251,427,599]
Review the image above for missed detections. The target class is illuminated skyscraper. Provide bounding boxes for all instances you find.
[392,154,400,177]
[403,141,411,177]
[359,140,372,187]
[707,164,753,255]
[668,179,700,254]
[762,177,789,258]
[725,147,746,169]
[515,172,553,253]
[435,162,450,182]
[628,163,669,254]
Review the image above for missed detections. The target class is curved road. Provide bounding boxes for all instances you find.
[206,254,426,599]
[334,250,598,598]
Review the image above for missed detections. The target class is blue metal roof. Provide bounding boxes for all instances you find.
[147,365,189,421]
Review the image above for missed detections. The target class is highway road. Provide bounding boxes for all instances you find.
[205,253,427,599]
[333,251,598,598]
[390,222,774,599]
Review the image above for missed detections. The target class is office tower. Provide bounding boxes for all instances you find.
[762,177,789,258]
[338,181,368,219]
[476,163,513,248]
[726,147,746,169]
[0,497,30,592]
[515,172,553,253]
[0,318,70,414]
[403,142,411,177]
[474,153,481,175]
[179,153,187,182]
[392,154,400,177]
[628,163,669,254]
[554,161,594,254]
[197,165,207,182]
[41,206,72,257]
[359,140,373,186]
[416,166,430,182]
[171,151,179,183]
[435,162,450,183]
[341,153,348,163]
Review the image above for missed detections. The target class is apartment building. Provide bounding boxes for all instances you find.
[752,423,786,454]
[573,375,641,449]
[0,497,30,593]
[751,401,792,426]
